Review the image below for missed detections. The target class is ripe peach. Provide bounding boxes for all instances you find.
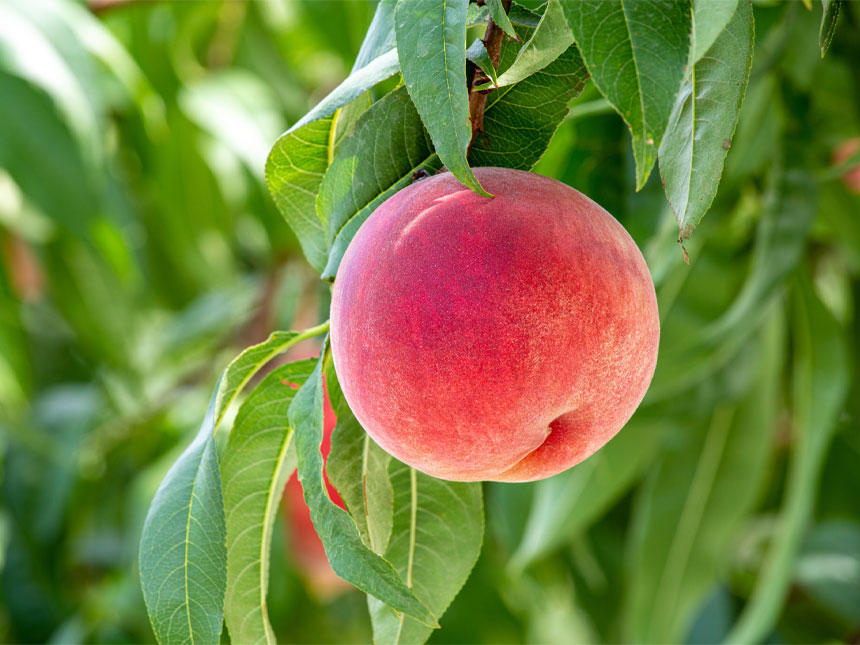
[833,138,860,194]
[330,167,659,482]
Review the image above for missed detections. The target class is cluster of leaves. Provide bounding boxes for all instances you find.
[3,0,860,643]
[135,1,860,644]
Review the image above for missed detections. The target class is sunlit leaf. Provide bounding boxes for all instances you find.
[265,117,334,272]
[266,47,401,271]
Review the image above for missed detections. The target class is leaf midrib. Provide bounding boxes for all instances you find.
[618,0,649,164]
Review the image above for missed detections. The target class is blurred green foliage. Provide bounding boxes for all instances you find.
[0,1,859,643]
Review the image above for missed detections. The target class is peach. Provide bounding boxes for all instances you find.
[834,138,860,194]
[330,167,659,482]
[282,381,349,597]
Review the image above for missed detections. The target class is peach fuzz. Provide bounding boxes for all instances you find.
[330,167,659,482]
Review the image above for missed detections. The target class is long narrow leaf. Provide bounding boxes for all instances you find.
[222,360,316,645]
[395,0,489,196]
[288,350,436,626]
[725,275,850,644]
[139,385,226,645]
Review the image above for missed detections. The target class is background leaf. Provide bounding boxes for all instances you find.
[222,360,315,645]
[625,309,783,643]
[564,0,693,189]
[726,274,851,644]
[648,169,816,401]
[819,0,842,57]
[394,0,488,196]
[659,0,753,239]
[368,462,484,644]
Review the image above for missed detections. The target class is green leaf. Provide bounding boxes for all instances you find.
[288,350,436,626]
[368,462,484,644]
[140,324,329,644]
[658,0,753,240]
[221,360,316,645]
[288,49,400,134]
[509,416,663,572]
[139,384,226,645]
[564,0,692,189]
[648,169,815,402]
[488,0,519,40]
[691,0,739,64]
[394,0,489,196]
[265,49,401,271]
[625,311,783,643]
[468,43,587,168]
[819,0,842,57]
[265,117,335,272]
[215,324,330,427]
[466,38,499,87]
[795,521,860,624]
[475,0,572,90]
[354,0,397,71]
[326,368,394,555]
[318,86,437,263]
[726,275,850,645]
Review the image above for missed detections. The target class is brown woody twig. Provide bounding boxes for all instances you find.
[467,0,512,156]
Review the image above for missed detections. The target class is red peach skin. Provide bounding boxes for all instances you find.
[330,167,659,482]
[834,138,860,194]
